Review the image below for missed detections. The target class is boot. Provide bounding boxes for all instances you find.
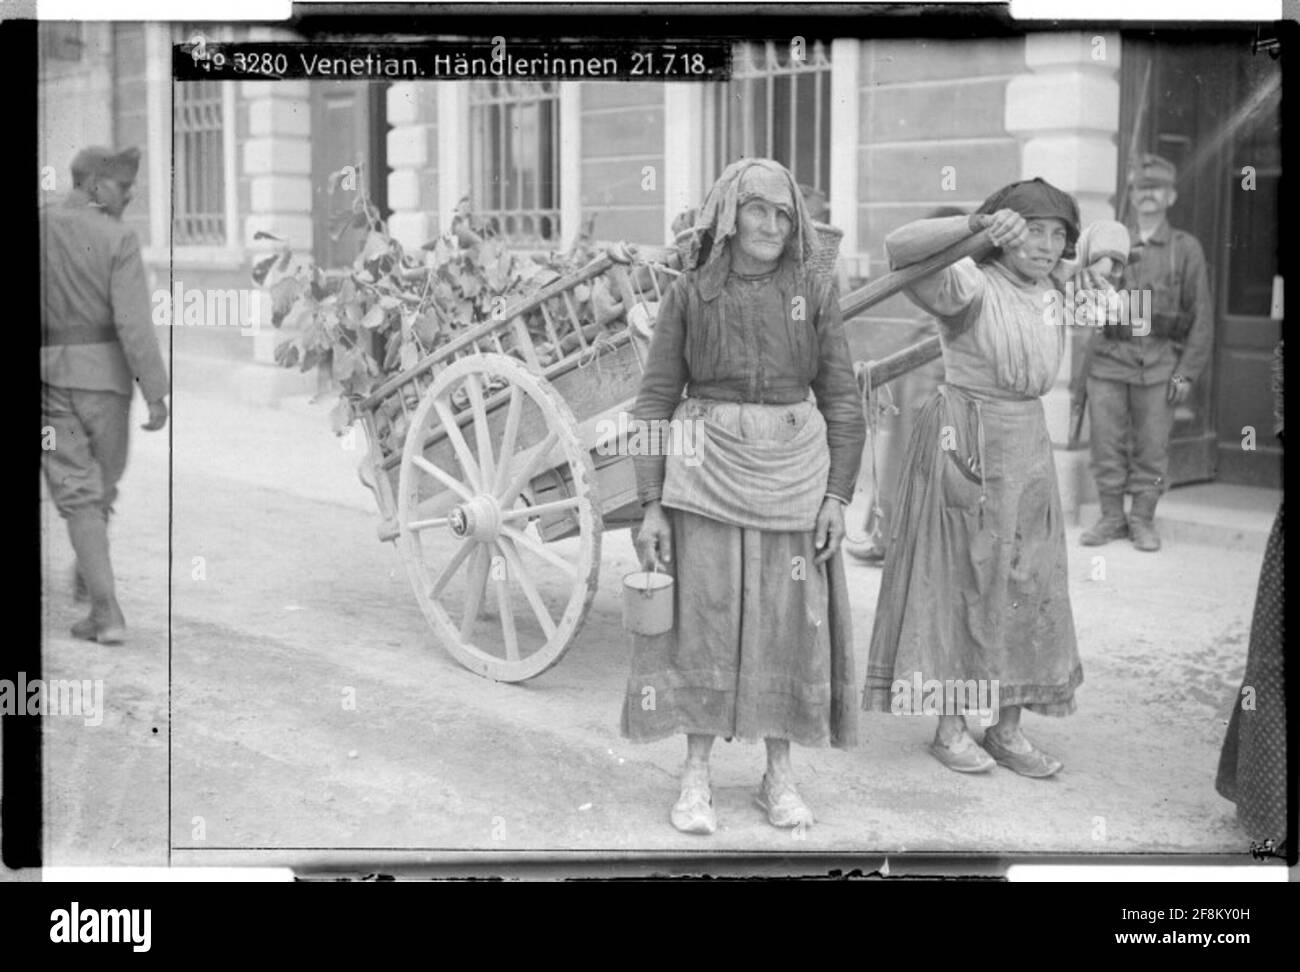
[1080,493,1129,546]
[1128,492,1162,552]
[66,511,126,644]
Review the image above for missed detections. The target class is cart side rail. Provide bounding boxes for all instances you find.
[357,241,681,472]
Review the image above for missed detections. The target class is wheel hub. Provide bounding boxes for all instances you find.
[448,495,501,541]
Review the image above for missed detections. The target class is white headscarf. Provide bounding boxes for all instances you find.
[684,158,818,300]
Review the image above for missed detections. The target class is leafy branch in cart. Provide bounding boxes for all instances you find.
[252,162,621,447]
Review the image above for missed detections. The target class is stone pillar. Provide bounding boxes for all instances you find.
[1005,31,1122,518]
[662,84,703,246]
[828,37,860,278]
[386,81,438,252]
[241,79,313,363]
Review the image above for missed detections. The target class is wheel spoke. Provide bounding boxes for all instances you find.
[465,372,496,489]
[411,455,473,502]
[496,538,556,640]
[500,524,579,579]
[460,544,491,642]
[429,537,476,598]
[497,497,582,523]
[494,385,524,495]
[432,397,483,492]
[498,430,559,508]
[493,555,519,661]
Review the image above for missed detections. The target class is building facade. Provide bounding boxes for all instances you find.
[38,24,1282,505]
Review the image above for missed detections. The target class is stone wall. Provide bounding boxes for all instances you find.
[849,36,1027,365]
[579,82,665,245]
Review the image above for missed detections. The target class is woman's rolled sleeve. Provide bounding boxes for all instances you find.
[883,216,986,322]
[632,277,691,504]
[900,258,985,322]
[810,280,866,504]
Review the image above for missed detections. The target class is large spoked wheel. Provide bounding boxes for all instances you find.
[396,354,602,682]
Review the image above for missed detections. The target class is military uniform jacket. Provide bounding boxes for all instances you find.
[41,190,169,402]
[1088,219,1214,386]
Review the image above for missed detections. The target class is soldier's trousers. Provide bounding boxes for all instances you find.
[41,384,131,519]
[1086,376,1174,496]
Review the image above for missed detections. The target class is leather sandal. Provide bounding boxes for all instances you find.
[754,773,815,829]
[981,731,1063,778]
[670,764,717,835]
[929,730,996,773]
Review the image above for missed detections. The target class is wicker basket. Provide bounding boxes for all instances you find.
[809,221,844,278]
[673,223,843,278]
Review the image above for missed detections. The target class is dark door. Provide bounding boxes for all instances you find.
[1117,37,1282,487]
[1213,50,1283,488]
[311,81,390,268]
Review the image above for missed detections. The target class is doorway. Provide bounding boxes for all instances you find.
[310,81,391,268]
[1117,35,1282,489]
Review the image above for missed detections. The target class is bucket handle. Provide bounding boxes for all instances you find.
[640,561,661,598]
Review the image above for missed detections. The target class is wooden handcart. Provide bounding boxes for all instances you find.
[355,230,993,683]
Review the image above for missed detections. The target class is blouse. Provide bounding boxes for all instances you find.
[633,263,866,506]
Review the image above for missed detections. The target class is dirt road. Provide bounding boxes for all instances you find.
[32,384,1266,871]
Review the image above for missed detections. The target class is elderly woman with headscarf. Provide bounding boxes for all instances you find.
[621,159,865,834]
[862,178,1085,778]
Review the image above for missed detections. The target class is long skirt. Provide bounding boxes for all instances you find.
[863,384,1083,715]
[1215,504,1287,849]
[621,508,858,748]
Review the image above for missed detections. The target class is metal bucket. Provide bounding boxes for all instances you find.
[622,566,675,636]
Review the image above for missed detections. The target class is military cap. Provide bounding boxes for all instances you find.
[1128,153,1177,188]
[70,146,141,187]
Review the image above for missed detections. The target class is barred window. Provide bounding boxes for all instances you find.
[469,80,560,246]
[704,41,833,204]
[173,79,227,246]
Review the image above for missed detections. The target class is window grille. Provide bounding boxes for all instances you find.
[704,41,833,203]
[469,80,561,246]
[172,79,227,246]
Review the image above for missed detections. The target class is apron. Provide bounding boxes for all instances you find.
[660,396,830,531]
[863,383,1083,715]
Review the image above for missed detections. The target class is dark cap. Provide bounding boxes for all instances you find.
[1128,153,1176,188]
[71,146,141,187]
[976,176,1081,253]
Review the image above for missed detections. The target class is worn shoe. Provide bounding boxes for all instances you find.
[754,774,815,829]
[70,598,126,645]
[1080,493,1129,546]
[929,730,996,773]
[1128,492,1162,552]
[981,731,1063,778]
[670,763,717,835]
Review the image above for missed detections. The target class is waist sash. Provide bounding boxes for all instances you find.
[661,397,830,532]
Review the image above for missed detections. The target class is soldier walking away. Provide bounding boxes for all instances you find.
[1077,153,1213,552]
[41,146,169,643]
